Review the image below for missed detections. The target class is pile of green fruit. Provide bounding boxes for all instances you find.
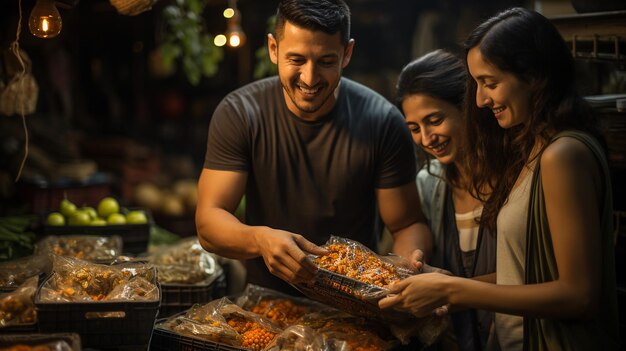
[46,197,148,226]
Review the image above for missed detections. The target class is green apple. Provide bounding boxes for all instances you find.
[126,210,148,225]
[59,199,77,217]
[107,213,126,225]
[46,212,65,226]
[98,197,120,219]
[90,218,107,226]
[68,210,92,226]
[81,206,98,220]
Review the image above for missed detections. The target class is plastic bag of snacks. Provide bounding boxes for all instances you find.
[294,236,415,319]
[158,297,282,350]
[0,255,50,290]
[35,235,123,263]
[264,324,329,351]
[38,255,158,303]
[302,310,396,349]
[0,340,73,351]
[235,284,329,327]
[0,276,38,328]
[148,238,222,285]
[294,236,449,346]
[156,299,242,346]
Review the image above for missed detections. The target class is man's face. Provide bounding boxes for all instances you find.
[268,21,354,121]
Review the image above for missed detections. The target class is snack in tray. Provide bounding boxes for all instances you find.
[159,298,281,350]
[236,284,324,328]
[314,241,405,287]
[0,255,50,289]
[149,238,221,284]
[0,341,72,351]
[247,298,309,327]
[36,235,122,262]
[38,255,158,302]
[0,276,38,328]
[226,315,277,351]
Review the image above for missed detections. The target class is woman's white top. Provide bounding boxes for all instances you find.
[492,165,534,351]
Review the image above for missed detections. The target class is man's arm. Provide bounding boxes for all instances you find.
[376,181,433,262]
[195,168,325,282]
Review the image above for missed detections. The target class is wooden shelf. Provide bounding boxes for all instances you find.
[549,10,626,66]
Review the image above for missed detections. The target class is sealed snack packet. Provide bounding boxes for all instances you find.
[35,235,123,263]
[0,276,38,328]
[0,340,73,351]
[0,255,50,290]
[294,236,414,319]
[294,236,448,346]
[158,297,282,351]
[37,255,158,303]
[148,237,223,285]
[157,299,243,346]
[235,284,329,327]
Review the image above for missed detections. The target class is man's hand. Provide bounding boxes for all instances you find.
[254,228,328,284]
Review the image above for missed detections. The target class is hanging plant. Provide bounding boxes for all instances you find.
[157,0,223,85]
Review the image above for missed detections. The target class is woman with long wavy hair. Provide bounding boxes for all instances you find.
[380,7,619,351]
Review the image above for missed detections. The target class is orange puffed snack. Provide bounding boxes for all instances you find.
[314,243,402,287]
[249,299,308,326]
[227,316,276,350]
[241,327,277,351]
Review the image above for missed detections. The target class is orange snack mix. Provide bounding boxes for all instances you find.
[314,243,402,287]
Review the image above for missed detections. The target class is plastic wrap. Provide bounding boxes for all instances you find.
[0,340,73,351]
[264,325,329,351]
[35,235,123,263]
[157,302,242,346]
[294,236,414,318]
[236,284,328,327]
[298,311,395,351]
[0,255,50,290]
[0,276,37,328]
[37,255,158,302]
[158,297,283,350]
[294,236,448,346]
[149,238,222,285]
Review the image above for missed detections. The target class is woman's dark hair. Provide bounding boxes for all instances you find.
[275,0,351,45]
[396,49,467,186]
[462,7,604,231]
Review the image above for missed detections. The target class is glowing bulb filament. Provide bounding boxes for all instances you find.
[29,0,63,39]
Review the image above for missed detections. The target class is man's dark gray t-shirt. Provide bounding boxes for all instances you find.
[204,76,416,294]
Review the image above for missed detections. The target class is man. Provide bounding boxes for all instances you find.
[196,0,432,295]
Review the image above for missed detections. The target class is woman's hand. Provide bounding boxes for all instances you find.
[379,272,453,318]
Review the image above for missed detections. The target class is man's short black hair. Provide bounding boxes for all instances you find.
[275,0,351,45]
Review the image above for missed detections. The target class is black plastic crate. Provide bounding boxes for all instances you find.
[39,209,153,255]
[0,332,81,350]
[159,273,227,318]
[35,275,161,349]
[150,323,246,351]
[0,319,38,333]
[296,268,413,323]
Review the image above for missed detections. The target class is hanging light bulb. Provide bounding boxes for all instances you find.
[29,0,63,38]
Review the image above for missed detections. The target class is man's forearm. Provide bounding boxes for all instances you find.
[196,207,263,260]
[391,222,433,261]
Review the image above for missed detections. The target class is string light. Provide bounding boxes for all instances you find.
[214,34,227,47]
[29,0,63,38]
[225,0,245,48]
[223,8,234,18]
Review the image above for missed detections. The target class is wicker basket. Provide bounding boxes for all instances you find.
[110,0,158,16]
